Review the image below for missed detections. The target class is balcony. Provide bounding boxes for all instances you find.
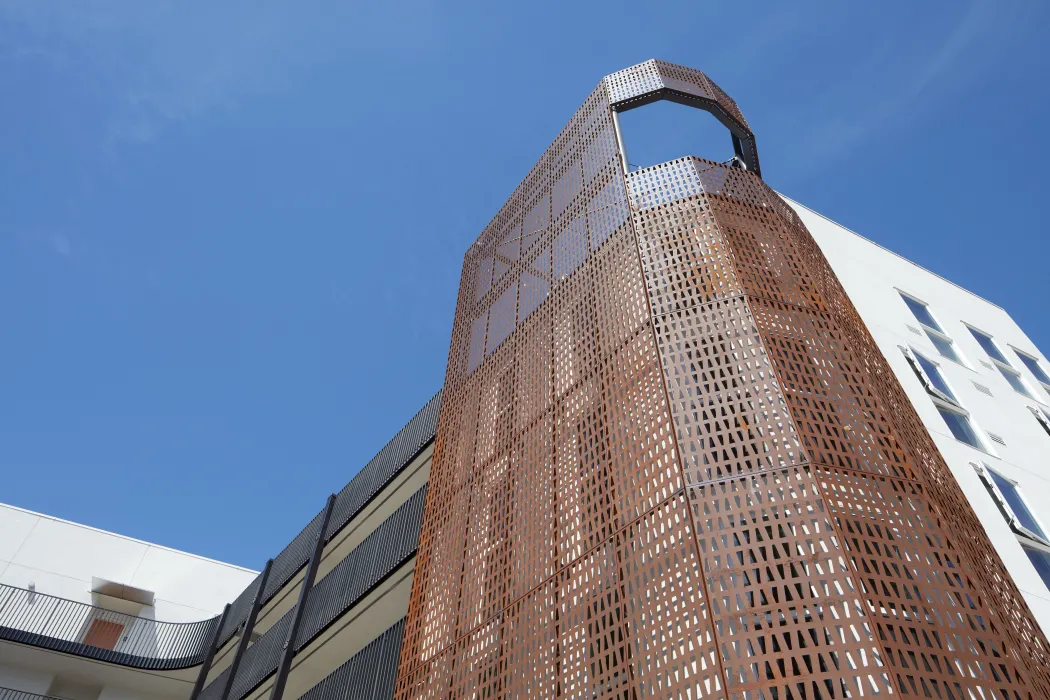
[0,583,218,670]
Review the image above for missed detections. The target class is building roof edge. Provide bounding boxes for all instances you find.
[776,192,1006,313]
[0,501,258,575]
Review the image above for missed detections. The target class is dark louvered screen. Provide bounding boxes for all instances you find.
[197,664,230,700]
[296,620,405,700]
[261,508,327,603]
[217,574,262,646]
[0,688,66,700]
[295,486,425,651]
[324,391,441,541]
[216,391,440,650]
[228,608,294,700]
[201,485,425,700]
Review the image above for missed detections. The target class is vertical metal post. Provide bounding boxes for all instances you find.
[267,494,336,700]
[189,603,231,700]
[220,558,273,700]
[611,107,630,174]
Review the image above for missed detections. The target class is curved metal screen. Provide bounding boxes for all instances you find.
[395,59,1050,699]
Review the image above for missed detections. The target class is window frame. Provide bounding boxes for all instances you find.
[1013,348,1050,396]
[936,402,986,450]
[897,291,965,365]
[900,344,989,450]
[1030,405,1050,437]
[972,462,1050,545]
[1022,543,1050,592]
[965,325,1035,399]
[900,345,958,406]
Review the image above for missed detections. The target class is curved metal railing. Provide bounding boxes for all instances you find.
[0,583,218,670]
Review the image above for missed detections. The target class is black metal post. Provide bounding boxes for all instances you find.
[220,558,273,700]
[189,603,231,700]
[267,494,337,700]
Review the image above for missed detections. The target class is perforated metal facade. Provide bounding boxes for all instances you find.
[397,60,1050,698]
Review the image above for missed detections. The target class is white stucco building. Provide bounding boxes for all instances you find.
[0,503,257,700]
[790,196,1050,636]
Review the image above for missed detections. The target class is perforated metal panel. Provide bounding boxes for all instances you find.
[397,60,1050,699]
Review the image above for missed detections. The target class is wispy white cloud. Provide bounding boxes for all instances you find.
[0,0,444,143]
[17,228,73,258]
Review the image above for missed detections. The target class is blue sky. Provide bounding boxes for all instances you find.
[1,0,1047,569]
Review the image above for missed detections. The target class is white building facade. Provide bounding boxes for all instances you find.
[792,197,1050,637]
[0,503,257,700]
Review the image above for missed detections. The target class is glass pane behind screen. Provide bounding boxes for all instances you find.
[927,332,960,363]
[1025,547,1050,590]
[902,295,942,331]
[1017,353,1050,385]
[970,328,1008,364]
[990,471,1047,539]
[915,353,956,401]
[938,407,981,448]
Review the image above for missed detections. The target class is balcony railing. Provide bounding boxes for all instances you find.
[0,583,218,670]
[216,390,442,648]
[296,619,404,700]
[0,687,65,700]
[199,486,427,700]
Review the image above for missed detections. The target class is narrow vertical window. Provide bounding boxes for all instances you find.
[968,327,1034,398]
[900,293,962,363]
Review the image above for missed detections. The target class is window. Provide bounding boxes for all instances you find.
[901,345,958,403]
[1015,351,1050,391]
[974,462,1050,592]
[901,345,985,450]
[982,467,1048,542]
[939,406,983,448]
[916,352,956,402]
[1025,546,1050,590]
[969,327,1008,363]
[1031,406,1050,437]
[1001,368,1033,397]
[901,295,941,331]
[899,293,961,363]
[968,327,1033,398]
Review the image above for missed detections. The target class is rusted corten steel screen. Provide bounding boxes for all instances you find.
[396,59,1050,699]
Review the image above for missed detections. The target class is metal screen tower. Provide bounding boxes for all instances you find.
[395,60,1050,699]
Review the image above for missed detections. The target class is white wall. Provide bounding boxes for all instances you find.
[786,196,1050,635]
[0,503,257,623]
